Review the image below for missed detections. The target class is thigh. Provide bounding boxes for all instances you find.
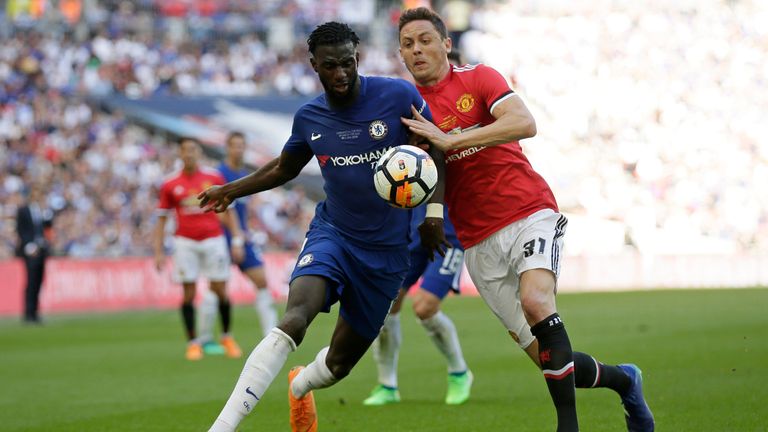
[173,236,201,283]
[238,241,265,272]
[339,247,409,341]
[289,229,347,313]
[200,236,231,282]
[419,245,464,299]
[401,247,429,291]
[509,209,568,281]
[465,241,533,348]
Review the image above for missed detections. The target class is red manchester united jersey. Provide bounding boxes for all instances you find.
[416,64,558,248]
[157,167,225,241]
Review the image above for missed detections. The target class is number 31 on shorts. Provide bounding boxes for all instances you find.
[523,237,546,258]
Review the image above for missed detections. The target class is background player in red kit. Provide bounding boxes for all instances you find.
[154,137,244,361]
[398,8,654,432]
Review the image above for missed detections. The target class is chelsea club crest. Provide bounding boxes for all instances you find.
[368,120,388,140]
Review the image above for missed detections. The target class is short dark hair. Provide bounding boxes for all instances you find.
[226,131,245,144]
[398,7,448,39]
[307,22,360,54]
[178,136,199,146]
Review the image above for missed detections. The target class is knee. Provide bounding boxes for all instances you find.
[278,312,310,346]
[325,352,353,380]
[411,291,440,320]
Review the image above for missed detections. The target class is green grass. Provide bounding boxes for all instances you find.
[1,288,767,431]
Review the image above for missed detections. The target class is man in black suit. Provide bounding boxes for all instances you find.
[15,185,53,324]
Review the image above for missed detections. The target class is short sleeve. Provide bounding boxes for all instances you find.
[402,79,433,123]
[157,181,173,212]
[472,64,516,115]
[282,108,311,154]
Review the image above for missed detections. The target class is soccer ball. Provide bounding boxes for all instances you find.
[373,145,438,208]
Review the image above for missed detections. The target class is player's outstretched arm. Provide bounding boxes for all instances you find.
[448,95,536,150]
[199,148,314,213]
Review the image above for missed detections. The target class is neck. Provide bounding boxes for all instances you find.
[183,164,197,174]
[418,61,451,87]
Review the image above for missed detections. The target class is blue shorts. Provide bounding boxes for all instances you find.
[225,233,264,272]
[290,221,410,340]
[402,240,464,299]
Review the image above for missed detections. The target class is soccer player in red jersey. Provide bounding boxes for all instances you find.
[154,137,244,361]
[398,8,654,432]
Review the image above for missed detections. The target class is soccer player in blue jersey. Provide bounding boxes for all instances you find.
[198,132,279,355]
[363,204,472,406]
[198,22,445,432]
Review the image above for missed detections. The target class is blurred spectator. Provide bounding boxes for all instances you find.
[15,183,53,323]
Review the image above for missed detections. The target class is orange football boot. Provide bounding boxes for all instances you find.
[288,366,318,432]
[220,335,242,359]
[186,342,203,361]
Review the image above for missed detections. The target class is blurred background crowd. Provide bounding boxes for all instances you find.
[1,0,766,259]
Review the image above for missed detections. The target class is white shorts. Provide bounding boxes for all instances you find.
[173,235,231,283]
[464,209,567,349]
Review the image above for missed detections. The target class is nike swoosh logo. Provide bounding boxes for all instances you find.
[311,133,322,141]
[245,387,260,401]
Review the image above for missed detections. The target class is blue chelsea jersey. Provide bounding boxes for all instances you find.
[283,75,432,249]
[218,162,250,231]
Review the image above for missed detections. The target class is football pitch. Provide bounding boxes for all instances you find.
[1,288,766,431]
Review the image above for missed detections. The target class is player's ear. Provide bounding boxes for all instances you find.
[309,56,318,72]
[444,37,452,53]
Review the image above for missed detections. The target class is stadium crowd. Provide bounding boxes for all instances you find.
[1,0,766,259]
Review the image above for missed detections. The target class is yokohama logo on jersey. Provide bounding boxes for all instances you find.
[320,146,394,168]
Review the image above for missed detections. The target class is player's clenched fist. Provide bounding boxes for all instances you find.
[198,185,232,213]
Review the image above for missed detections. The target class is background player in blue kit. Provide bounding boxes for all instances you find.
[364,204,472,406]
[198,132,279,355]
[198,22,444,432]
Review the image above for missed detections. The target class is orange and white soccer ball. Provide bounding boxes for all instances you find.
[373,145,437,208]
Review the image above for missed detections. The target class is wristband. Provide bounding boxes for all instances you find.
[231,237,245,247]
[425,203,444,219]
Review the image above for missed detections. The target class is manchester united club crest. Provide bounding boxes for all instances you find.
[456,93,475,113]
[368,120,388,140]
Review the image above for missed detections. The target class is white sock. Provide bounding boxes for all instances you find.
[209,328,296,432]
[372,313,401,388]
[420,311,467,374]
[198,290,218,344]
[290,346,338,399]
[254,289,279,338]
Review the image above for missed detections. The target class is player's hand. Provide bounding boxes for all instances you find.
[401,105,455,152]
[418,217,452,261]
[230,244,245,264]
[407,130,431,151]
[198,185,231,213]
[154,254,165,272]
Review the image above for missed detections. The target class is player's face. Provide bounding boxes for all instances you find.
[399,20,452,86]
[227,136,246,163]
[179,139,200,168]
[310,42,360,102]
